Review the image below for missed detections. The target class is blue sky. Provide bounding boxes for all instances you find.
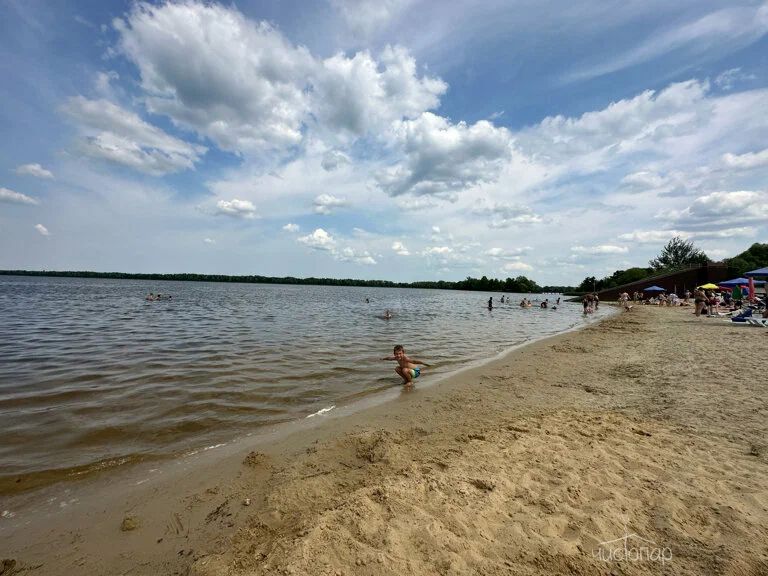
[1,0,767,285]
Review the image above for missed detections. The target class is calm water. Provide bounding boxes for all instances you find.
[0,276,610,493]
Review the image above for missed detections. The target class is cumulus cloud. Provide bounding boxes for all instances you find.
[722,148,768,169]
[113,2,444,153]
[336,246,377,265]
[391,241,410,255]
[516,80,709,165]
[376,112,512,197]
[203,237,215,244]
[502,261,533,271]
[115,1,313,153]
[15,163,54,179]
[298,228,336,250]
[0,187,39,205]
[486,247,530,259]
[571,245,629,255]
[424,246,452,255]
[215,198,257,219]
[313,193,349,214]
[62,96,205,175]
[321,150,351,171]
[296,228,375,264]
[619,226,756,243]
[313,45,446,139]
[657,190,768,227]
[34,224,50,236]
[473,202,543,228]
[618,229,686,243]
[282,223,300,232]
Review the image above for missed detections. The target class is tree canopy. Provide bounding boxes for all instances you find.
[725,243,768,276]
[648,236,709,272]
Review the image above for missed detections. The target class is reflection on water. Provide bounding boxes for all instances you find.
[0,276,610,492]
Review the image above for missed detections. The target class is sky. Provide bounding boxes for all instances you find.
[1,0,767,285]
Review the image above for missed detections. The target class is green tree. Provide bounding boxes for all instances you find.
[725,243,768,276]
[649,237,709,272]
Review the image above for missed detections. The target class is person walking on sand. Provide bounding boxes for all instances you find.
[382,345,431,386]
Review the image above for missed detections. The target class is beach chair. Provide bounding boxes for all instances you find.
[730,309,753,323]
[746,318,768,328]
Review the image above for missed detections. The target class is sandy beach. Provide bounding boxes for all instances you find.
[3,305,768,576]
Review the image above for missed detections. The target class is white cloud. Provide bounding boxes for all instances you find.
[714,67,757,91]
[34,224,50,236]
[516,80,710,166]
[331,0,413,38]
[620,171,667,189]
[376,112,512,197]
[215,198,257,219]
[502,261,533,272]
[571,245,629,255]
[203,237,215,244]
[115,2,313,153]
[15,163,54,179]
[113,3,444,153]
[424,246,452,255]
[321,150,351,171]
[391,241,410,255]
[298,228,336,250]
[722,148,768,169]
[313,193,349,215]
[692,226,757,239]
[62,96,205,175]
[337,246,377,265]
[618,229,687,243]
[657,190,768,227]
[618,227,757,243]
[486,247,530,259]
[564,4,768,83]
[473,202,543,228]
[282,223,300,232]
[313,45,446,140]
[0,187,39,205]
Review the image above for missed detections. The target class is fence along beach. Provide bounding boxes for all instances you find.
[3,305,767,575]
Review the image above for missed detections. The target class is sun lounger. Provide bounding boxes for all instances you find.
[746,318,768,327]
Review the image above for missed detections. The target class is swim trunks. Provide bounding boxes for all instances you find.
[411,367,421,379]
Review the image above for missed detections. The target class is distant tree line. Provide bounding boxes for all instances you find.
[0,270,553,293]
[6,242,763,295]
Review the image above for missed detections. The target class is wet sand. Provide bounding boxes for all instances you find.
[3,306,768,575]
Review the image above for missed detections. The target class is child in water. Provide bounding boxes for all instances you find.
[382,345,431,385]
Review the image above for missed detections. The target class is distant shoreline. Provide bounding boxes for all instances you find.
[0,270,574,294]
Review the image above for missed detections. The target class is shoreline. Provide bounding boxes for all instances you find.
[1,302,610,499]
[3,306,767,575]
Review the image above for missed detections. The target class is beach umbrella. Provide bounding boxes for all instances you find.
[643,286,665,292]
[745,267,768,277]
[697,283,719,290]
[718,277,751,287]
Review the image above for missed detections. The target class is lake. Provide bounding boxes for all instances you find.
[0,275,610,493]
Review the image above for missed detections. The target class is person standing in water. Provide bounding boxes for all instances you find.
[488,297,493,310]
